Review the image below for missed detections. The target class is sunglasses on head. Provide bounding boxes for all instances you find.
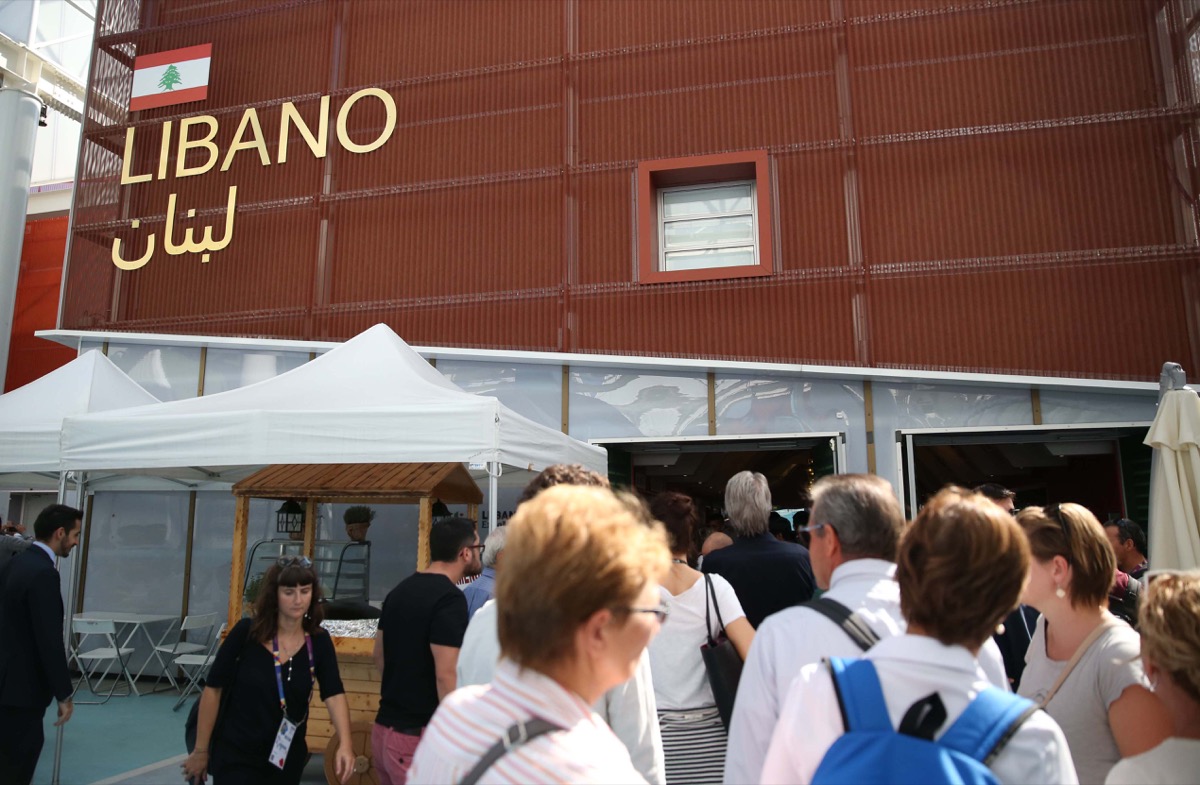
[277,556,313,568]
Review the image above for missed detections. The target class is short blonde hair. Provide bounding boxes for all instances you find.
[1017,503,1115,609]
[496,485,670,673]
[1140,572,1200,705]
[897,486,1030,649]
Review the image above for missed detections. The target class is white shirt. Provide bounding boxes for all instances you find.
[760,634,1079,785]
[457,598,665,785]
[648,573,745,710]
[724,559,905,784]
[724,559,1010,784]
[1106,738,1200,785]
[409,658,646,784]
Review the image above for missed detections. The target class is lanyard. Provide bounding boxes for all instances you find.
[272,634,316,714]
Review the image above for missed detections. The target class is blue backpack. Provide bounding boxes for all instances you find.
[811,658,1038,785]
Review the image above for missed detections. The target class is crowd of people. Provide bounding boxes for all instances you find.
[2,466,1198,785]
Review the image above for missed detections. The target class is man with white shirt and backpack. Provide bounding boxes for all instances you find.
[723,474,1012,784]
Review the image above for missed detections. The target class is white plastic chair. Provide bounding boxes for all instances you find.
[70,619,136,704]
[151,612,219,691]
[172,622,226,711]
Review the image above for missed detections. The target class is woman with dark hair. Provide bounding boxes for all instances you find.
[181,558,354,785]
[647,491,754,784]
[1017,504,1171,783]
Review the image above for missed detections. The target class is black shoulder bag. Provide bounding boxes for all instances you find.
[701,573,744,729]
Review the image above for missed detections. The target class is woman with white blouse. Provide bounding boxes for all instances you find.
[1107,571,1200,784]
[647,492,754,785]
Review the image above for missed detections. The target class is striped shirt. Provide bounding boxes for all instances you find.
[408,658,648,784]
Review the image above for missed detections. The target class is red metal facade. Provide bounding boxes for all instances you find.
[62,0,1200,380]
[8,217,75,392]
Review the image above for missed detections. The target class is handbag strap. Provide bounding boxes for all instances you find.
[1039,617,1117,707]
[803,597,880,652]
[703,574,727,645]
[459,718,564,785]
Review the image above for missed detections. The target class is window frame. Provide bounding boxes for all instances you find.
[636,150,774,285]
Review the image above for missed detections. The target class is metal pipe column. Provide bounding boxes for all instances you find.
[0,87,44,392]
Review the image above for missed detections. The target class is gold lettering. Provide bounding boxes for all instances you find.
[120,128,152,185]
[336,87,396,155]
[278,97,329,164]
[220,108,271,172]
[175,115,220,179]
[162,188,239,262]
[199,186,238,263]
[111,219,155,271]
[157,121,173,180]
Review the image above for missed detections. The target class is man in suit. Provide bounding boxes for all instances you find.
[0,504,82,785]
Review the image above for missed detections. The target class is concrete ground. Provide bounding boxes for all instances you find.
[32,680,330,785]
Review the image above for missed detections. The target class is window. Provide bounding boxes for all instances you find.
[659,181,757,272]
[637,150,773,284]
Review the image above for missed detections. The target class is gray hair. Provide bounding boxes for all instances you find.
[724,471,772,536]
[482,525,508,569]
[810,474,904,561]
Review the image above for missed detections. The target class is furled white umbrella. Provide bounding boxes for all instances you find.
[1145,363,1200,571]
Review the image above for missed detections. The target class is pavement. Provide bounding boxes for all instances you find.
[32,680,330,785]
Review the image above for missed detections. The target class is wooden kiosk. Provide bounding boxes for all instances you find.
[229,462,483,784]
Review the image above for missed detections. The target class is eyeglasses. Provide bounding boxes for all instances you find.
[1044,504,1073,561]
[623,603,670,624]
[277,556,313,568]
[466,544,485,556]
[797,522,831,535]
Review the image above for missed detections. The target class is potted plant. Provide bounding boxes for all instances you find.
[242,571,265,617]
[343,505,375,542]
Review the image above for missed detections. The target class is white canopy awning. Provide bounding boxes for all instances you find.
[0,350,160,490]
[60,324,606,487]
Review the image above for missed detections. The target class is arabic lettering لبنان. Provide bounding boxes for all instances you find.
[110,185,238,270]
[110,219,155,271]
[163,185,238,263]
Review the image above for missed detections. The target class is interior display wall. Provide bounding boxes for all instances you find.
[62,0,1200,381]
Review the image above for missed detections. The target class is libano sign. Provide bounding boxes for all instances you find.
[112,44,397,270]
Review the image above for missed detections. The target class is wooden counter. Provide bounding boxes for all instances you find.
[306,637,379,750]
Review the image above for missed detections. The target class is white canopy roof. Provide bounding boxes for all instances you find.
[0,350,160,489]
[60,324,606,485]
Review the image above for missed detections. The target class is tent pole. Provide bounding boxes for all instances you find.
[488,463,498,535]
[52,471,85,785]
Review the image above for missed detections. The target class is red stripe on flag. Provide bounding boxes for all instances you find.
[134,43,212,70]
[129,85,209,112]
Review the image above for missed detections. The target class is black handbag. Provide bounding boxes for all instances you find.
[701,573,743,729]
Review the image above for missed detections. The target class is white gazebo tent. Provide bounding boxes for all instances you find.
[0,351,161,785]
[60,323,607,517]
[0,349,160,490]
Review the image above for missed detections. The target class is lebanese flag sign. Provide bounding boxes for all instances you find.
[129,44,212,111]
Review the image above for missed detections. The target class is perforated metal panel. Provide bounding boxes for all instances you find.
[62,0,1200,380]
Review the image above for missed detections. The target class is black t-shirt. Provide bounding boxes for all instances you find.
[375,572,468,730]
[206,618,344,778]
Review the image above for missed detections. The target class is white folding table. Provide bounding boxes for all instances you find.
[72,612,179,696]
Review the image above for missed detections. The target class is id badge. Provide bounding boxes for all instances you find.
[269,717,299,770]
